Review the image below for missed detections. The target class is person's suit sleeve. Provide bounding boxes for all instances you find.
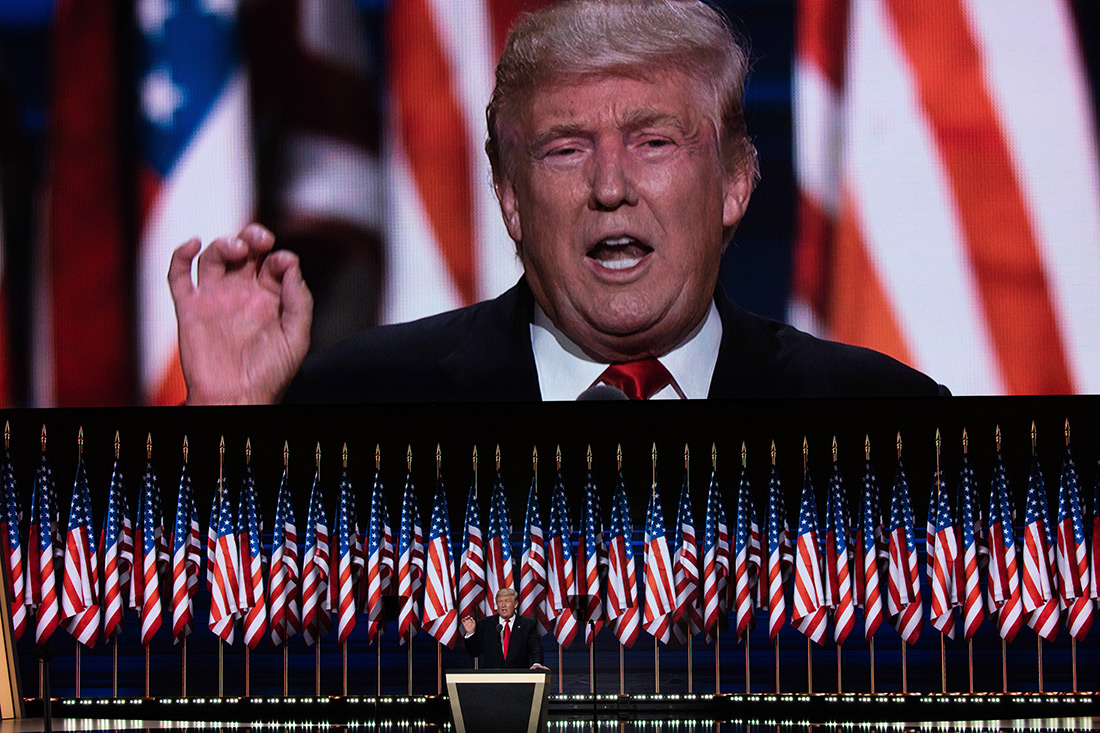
[525,618,543,666]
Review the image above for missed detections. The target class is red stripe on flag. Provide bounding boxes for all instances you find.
[389,0,477,305]
[885,0,1073,394]
[797,0,851,90]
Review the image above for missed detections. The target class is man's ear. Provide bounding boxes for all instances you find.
[496,175,523,244]
[722,163,753,230]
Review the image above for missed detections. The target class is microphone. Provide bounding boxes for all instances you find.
[576,384,628,401]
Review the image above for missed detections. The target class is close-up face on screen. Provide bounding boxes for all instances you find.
[0,0,1096,406]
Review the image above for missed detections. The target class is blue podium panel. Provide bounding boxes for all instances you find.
[445,670,550,733]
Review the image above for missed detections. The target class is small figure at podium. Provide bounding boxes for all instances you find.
[461,589,548,670]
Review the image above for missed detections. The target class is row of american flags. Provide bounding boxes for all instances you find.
[3,424,1099,664]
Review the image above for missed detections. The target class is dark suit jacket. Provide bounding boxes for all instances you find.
[462,614,543,668]
[286,278,948,402]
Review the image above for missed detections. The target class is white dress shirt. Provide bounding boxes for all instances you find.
[530,302,722,400]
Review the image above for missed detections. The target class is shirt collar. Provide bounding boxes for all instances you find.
[530,302,722,400]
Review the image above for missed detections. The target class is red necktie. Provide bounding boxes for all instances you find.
[501,619,511,658]
[597,359,673,400]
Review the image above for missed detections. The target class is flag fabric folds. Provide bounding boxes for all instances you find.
[302,471,331,646]
[269,466,300,647]
[422,476,458,648]
[396,471,423,644]
[642,484,675,645]
[208,483,239,644]
[485,471,513,613]
[29,454,60,644]
[1022,453,1060,641]
[170,460,200,643]
[987,450,1023,642]
[957,454,985,640]
[547,470,578,647]
[764,462,791,643]
[1,446,25,640]
[856,457,884,640]
[135,461,163,646]
[62,457,99,647]
[792,474,827,645]
[671,475,702,644]
[824,461,854,645]
[519,479,551,636]
[101,457,129,642]
[1055,443,1093,640]
[577,469,605,644]
[365,469,392,644]
[332,470,358,645]
[929,478,959,640]
[885,458,922,645]
[706,467,733,643]
[458,481,487,623]
[606,472,640,648]
[238,466,267,648]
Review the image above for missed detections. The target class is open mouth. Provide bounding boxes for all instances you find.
[587,236,653,271]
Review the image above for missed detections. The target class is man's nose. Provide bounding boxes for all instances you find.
[589,141,638,210]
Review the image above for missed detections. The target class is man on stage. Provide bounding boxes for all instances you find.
[462,589,547,670]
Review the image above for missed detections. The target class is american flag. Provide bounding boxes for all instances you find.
[205,496,217,593]
[929,480,959,639]
[924,474,941,587]
[547,469,577,647]
[764,463,790,643]
[135,462,163,646]
[119,487,134,601]
[671,475,702,644]
[0,447,25,640]
[987,450,1022,642]
[458,481,487,623]
[365,469,392,643]
[1055,444,1093,640]
[136,0,254,405]
[856,458,884,640]
[792,0,1100,396]
[422,476,458,648]
[61,458,99,647]
[269,467,300,647]
[642,483,675,645]
[1022,453,1060,641]
[885,458,922,645]
[791,474,827,645]
[705,468,733,643]
[956,454,984,640]
[1092,466,1100,606]
[302,470,331,646]
[208,483,239,644]
[485,471,513,612]
[332,470,357,645]
[29,454,59,643]
[238,467,267,649]
[606,472,639,648]
[578,470,605,644]
[519,478,551,636]
[101,458,128,641]
[396,471,423,644]
[170,460,200,643]
[824,463,854,645]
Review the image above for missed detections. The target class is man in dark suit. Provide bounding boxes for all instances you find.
[462,589,547,670]
[168,1,945,404]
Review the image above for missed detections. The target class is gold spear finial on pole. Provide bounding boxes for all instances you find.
[995,424,1001,453]
[436,443,442,478]
[77,426,84,460]
[587,445,592,471]
[962,428,968,456]
[684,443,690,489]
[40,425,46,453]
[116,432,122,461]
[832,436,838,464]
[616,444,622,472]
[407,445,412,473]
[315,442,321,481]
[865,435,870,462]
[1031,421,1038,456]
[935,429,942,499]
[246,438,252,465]
[770,439,776,466]
[219,436,227,500]
[375,444,381,472]
[556,445,562,472]
[474,445,479,499]
[1065,418,1070,447]
[896,432,903,461]
[651,442,658,498]
[282,440,287,469]
[802,436,808,476]
[342,443,348,470]
[3,421,8,451]
[183,435,189,464]
[532,446,538,498]
[147,432,153,461]
[494,444,500,473]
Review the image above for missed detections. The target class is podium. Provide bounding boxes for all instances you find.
[445,669,550,733]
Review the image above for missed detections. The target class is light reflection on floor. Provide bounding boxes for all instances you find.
[1,720,1097,733]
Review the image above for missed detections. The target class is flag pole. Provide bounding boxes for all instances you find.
[283,441,290,698]
[831,439,842,696]
[869,638,875,694]
[112,636,118,698]
[73,431,84,697]
[935,430,946,694]
[1001,638,1007,692]
[1037,636,1043,692]
[652,443,661,696]
[967,639,973,693]
[315,443,323,697]
[558,645,563,693]
[619,644,624,696]
[408,638,413,695]
[1071,638,1078,692]
[218,436,225,698]
[774,636,779,693]
[37,427,45,701]
[901,642,907,693]
[376,629,382,696]
[342,447,349,698]
[802,438,813,695]
[182,436,190,697]
[865,437,876,695]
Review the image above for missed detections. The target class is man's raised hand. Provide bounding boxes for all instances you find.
[168,224,313,405]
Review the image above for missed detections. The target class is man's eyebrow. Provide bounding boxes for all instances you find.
[529,123,590,150]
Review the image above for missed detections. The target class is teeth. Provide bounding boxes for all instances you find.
[602,236,634,246]
[598,256,643,270]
